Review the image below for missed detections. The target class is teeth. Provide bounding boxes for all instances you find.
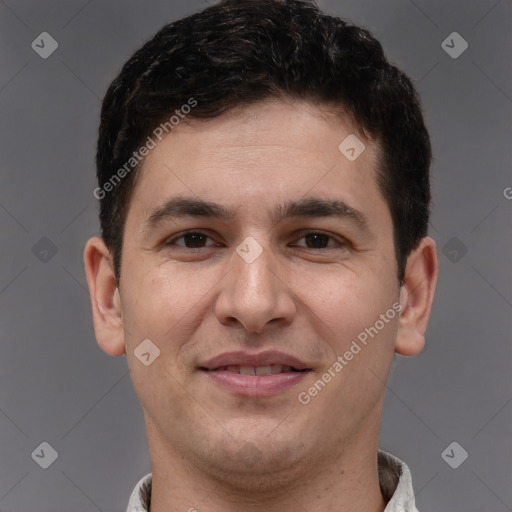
[222,365,293,375]
[256,366,272,375]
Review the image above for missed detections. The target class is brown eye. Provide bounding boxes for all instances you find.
[303,233,331,249]
[166,231,216,249]
[291,232,342,250]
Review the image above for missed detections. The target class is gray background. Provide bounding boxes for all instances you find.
[0,0,511,510]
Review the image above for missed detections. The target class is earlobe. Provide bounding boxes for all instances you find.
[83,237,126,356]
[395,236,438,356]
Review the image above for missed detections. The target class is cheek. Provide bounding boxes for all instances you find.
[121,261,225,348]
[121,266,200,415]
[299,264,396,347]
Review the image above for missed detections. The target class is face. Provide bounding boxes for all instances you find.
[89,100,425,489]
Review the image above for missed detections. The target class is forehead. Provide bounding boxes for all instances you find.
[126,100,386,228]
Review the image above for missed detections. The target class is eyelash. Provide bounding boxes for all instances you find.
[163,230,346,251]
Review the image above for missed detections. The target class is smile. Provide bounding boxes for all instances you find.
[207,365,307,375]
[201,366,310,397]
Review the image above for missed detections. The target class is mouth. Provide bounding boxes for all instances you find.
[201,365,309,375]
[199,350,311,372]
[199,351,312,397]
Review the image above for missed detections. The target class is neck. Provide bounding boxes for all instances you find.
[146,422,387,512]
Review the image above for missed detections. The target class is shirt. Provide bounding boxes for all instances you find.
[126,450,419,512]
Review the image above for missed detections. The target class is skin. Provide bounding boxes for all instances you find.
[84,99,438,512]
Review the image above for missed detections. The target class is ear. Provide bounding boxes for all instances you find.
[83,236,126,356]
[395,236,438,356]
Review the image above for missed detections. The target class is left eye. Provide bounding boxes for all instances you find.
[291,232,340,249]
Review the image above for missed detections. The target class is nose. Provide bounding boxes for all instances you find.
[214,240,296,334]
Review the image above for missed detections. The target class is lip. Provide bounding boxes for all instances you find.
[203,370,309,397]
[200,350,310,371]
[199,350,312,398]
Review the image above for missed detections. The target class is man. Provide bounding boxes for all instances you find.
[84,0,438,510]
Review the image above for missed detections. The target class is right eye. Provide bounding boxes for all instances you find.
[164,231,220,249]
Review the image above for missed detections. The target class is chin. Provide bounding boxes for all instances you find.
[188,430,312,494]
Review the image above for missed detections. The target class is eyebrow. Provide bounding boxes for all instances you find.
[144,196,370,232]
